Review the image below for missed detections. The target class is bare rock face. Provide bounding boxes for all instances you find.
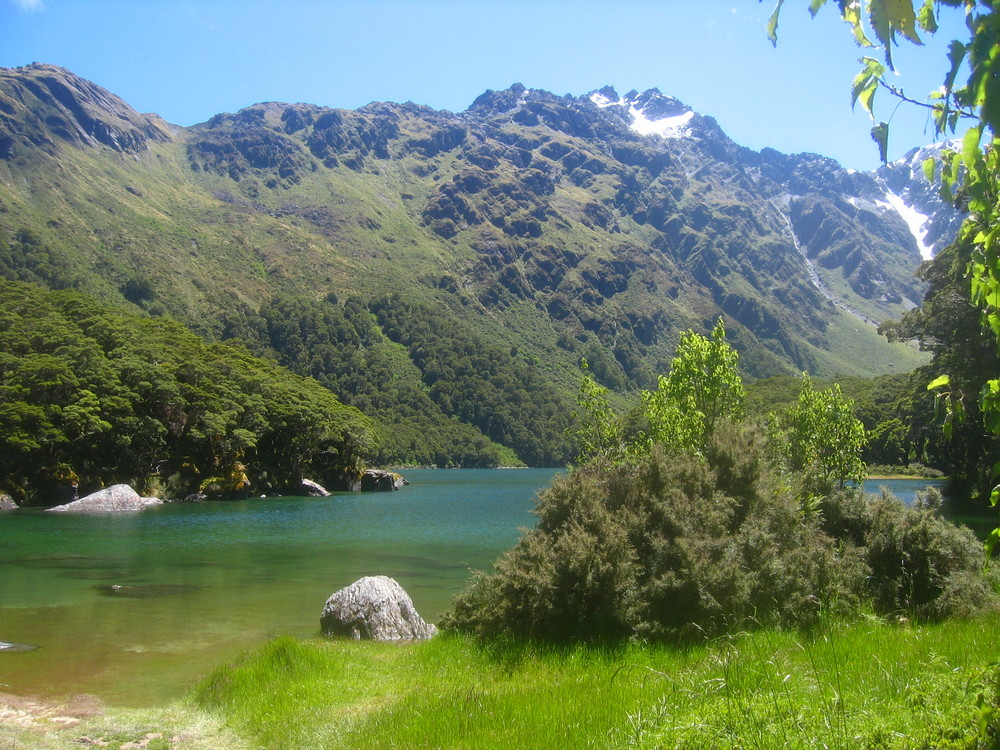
[46,484,162,512]
[0,494,17,511]
[0,64,173,159]
[320,575,437,640]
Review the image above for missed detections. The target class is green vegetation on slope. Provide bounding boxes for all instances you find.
[445,325,995,642]
[0,63,936,468]
[0,279,373,504]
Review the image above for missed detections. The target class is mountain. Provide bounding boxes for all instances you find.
[875,141,964,260]
[0,64,954,466]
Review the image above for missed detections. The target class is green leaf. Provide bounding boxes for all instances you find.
[767,0,785,46]
[868,0,895,67]
[886,0,922,45]
[871,122,889,163]
[852,58,885,116]
[808,0,827,17]
[922,155,936,182]
[944,40,967,93]
[927,374,951,391]
[962,125,983,169]
[916,0,937,34]
[840,1,874,46]
[985,527,1000,566]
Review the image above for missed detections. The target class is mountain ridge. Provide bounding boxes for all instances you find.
[0,64,951,465]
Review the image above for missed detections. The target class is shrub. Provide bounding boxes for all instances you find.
[824,487,996,620]
[445,428,997,643]
[444,421,864,641]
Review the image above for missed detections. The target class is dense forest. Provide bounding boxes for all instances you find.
[217,293,575,467]
[1,254,995,505]
[0,280,374,505]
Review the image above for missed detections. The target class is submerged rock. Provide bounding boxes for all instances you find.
[320,575,437,640]
[169,492,206,503]
[94,583,203,598]
[46,484,161,512]
[0,641,38,653]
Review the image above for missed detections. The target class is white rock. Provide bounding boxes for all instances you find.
[47,484,161,512]
[320,575,437,640]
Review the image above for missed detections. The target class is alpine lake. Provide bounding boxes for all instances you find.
[0,470,977,706]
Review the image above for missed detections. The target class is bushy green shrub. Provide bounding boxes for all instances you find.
[444,421,865,641]
[447,324,997,643]
[445,427,996,643]
[824,488,995,619]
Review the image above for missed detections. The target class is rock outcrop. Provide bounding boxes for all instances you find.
[46,484,162,512]
[0,494,17,511]
[299,478,331,497]
[320,575,437,640]
[360,470,407,492]
[0,64,172,159]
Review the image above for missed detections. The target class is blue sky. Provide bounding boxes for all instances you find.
[1,0,972,171]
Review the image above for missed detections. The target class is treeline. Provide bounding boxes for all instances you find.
[0,280,374,505]
[220,293,574,467]
[219,293,504,468]
[882,238,1000,498]
[745,235,1000,498]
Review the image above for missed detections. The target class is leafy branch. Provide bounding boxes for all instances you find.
[771,0,1000,561]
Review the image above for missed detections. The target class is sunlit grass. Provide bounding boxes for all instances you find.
[194,615,1000,750]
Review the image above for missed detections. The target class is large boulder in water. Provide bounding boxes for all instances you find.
[320,575,437,640]
[47,484,161,512]
[299,478,331,497]
[0,493,17,511]
[360,469,407,491]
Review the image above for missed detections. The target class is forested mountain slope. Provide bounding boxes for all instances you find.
[0,64,949,466]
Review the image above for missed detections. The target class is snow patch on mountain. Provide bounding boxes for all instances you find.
[879,191,934,260]
[631,108,695,138]
[590,90,694,139]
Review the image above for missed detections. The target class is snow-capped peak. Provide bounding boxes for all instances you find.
[590,87,695,140]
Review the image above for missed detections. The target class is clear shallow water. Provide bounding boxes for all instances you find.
[860,477,947,505]
[0,469,559,705]
[0,471,983,706]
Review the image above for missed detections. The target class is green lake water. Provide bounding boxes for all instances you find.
[0,469,559,706]
[0,471,978,707]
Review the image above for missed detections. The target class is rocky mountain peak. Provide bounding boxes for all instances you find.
[588,86,695,139]
[875,140,963,259]
[0,65,949,386]
[0,63,172,159]
[468,83,528,114]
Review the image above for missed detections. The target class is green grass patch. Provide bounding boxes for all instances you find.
[194,616,1000,750]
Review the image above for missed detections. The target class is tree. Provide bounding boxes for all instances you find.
[771,0,1000,555]
[569,362,629,465]
[783,375,868,495]
[642,318,745,453]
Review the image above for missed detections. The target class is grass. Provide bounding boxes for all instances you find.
[191,615,1000,750]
